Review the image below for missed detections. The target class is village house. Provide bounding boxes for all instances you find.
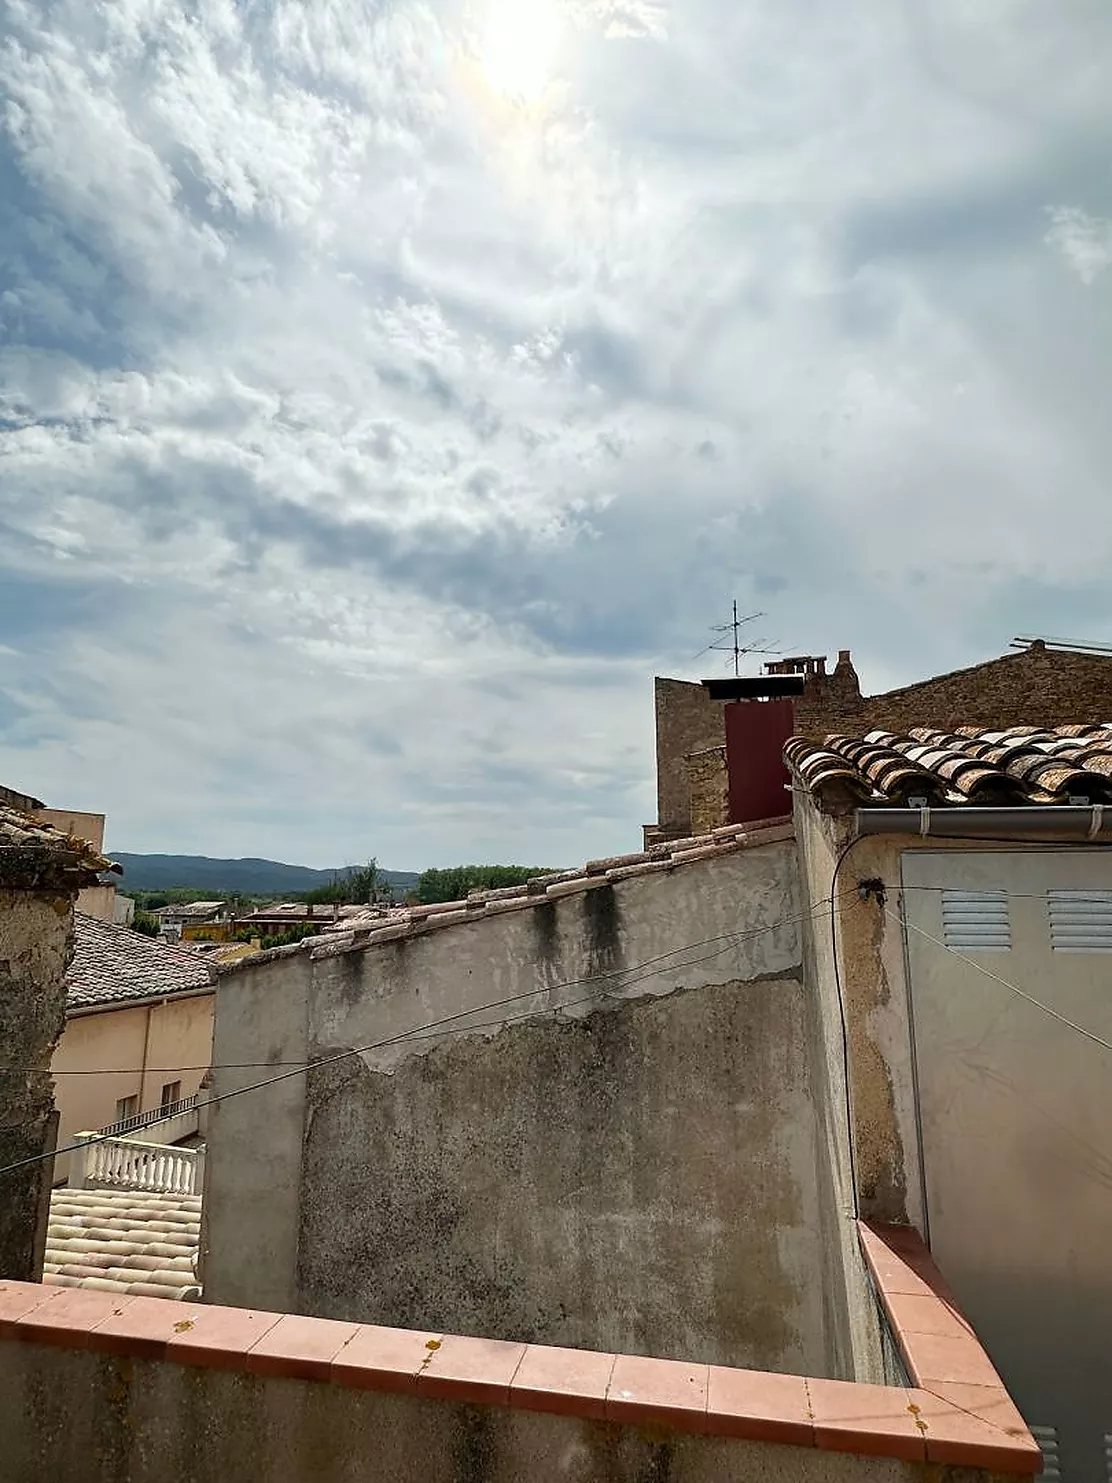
[50,913,215,1182]
[648,637,1112,844]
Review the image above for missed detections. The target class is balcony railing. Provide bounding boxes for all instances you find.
[69,1134,204,1195]
[99,1093,199,1139]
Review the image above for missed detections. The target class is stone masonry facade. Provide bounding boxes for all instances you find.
[649,641,1112,841]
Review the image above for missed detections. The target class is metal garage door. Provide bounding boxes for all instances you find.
[902,850,1112,1483]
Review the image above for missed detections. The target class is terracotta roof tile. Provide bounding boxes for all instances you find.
[0,804,117,878]
[67,912,216,1010]
[43,1189,201,1302]
[787,724,1112,814]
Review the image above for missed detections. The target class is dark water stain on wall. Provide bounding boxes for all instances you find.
[583,884,619,980]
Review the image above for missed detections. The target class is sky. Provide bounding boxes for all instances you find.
[2,0,1112,871]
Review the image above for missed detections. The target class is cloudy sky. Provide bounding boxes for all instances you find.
[2,0,1111,870]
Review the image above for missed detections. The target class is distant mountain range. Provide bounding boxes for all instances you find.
[109,853,420,897]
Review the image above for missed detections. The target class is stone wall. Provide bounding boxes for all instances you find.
[801,641,1112,739]
[0,890,72,1279]
[648,678,725,841]
[686,746,727,836]
[205,838,846,1378]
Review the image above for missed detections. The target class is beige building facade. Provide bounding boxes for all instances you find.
[52,913,215,1182]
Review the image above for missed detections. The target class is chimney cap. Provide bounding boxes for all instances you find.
[701,675,805,701]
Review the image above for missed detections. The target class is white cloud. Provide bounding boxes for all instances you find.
[1046,206,1112,285]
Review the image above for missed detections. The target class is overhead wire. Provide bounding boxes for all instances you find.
[880,901,1112,1056]
[0,893,844,1179]
[0,899,839,1079]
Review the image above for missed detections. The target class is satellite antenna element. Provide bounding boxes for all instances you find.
[697,602,783,676]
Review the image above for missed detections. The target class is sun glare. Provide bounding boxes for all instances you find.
[478,0,563,101]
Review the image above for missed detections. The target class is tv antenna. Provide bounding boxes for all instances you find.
[693,602,784,676]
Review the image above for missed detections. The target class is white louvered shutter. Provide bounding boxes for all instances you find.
[1047,890,1112,953]
[941,889,1011,952]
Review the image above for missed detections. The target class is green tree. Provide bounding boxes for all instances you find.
[416,865,555,905]
[132,911,161,937]
[304,860,392,907]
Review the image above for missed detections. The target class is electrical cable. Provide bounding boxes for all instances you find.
[0,894,842,1179]
[0,900,838,1079]
[827,835,866,1220]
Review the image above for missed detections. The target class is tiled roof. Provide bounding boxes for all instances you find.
[42,1188,201,1301]
[0,804,117,875]
[67,912,216,1011]
[786,724,1112,814]
[158,900,226,919]
[220,818,795,970]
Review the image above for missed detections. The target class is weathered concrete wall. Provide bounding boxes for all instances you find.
[0,1338,1009,1483]
[201,950,312,1313]
[207,841,845,1376]
[0,890,72,1279]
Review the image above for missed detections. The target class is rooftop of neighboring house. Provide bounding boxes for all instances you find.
[0,801,118,887]
[156,899,228,920]
[0,781,46,813]
[42,1187,201,1301]
[234,901,370,922]
[67,912,216,1011]
[786,723,1112,814]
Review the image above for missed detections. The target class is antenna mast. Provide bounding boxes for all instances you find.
[704,602,782,676]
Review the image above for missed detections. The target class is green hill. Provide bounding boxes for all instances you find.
[109,853,419,898]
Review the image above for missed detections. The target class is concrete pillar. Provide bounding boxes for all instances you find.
[0,809,108,1282]
[0,889,74,1280]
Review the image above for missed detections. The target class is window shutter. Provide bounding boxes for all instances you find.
[941,890,1011,952]
[1047,890,1112,953]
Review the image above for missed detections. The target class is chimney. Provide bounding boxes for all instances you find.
[701,675,802,828]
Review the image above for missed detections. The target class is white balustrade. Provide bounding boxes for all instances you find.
[69,1134,204,1195]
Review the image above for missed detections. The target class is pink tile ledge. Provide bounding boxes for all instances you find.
[0,1280,1040,1472]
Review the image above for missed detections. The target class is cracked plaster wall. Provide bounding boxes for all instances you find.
[206,842,847,1376]
[0,889,72,1280]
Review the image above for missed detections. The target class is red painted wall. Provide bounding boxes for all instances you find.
[724,700,795,826]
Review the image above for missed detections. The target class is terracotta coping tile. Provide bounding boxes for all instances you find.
[898,1329,1004,1390]
[0,1282,59,1336]
[881,1289,975,1341]
[606,1354,709,1433]
[806,1378,926,1462]
[91,1293,202,1360]
[417,1333,528,1406]
[911,1390,1041,1473]
[856,1219,1036,1472]
[246,1314,363,1383]
[10,1286,128,1347]
[331,1323,442,1394]
[923,1381,1030,1441]
[510,1344,616,1422]
[164,1301,283,1371]
[706,1366,813,1446]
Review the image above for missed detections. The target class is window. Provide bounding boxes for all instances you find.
[160,1081,182,1110]
[941,889,1011,951]
[114,1095,138,1122]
